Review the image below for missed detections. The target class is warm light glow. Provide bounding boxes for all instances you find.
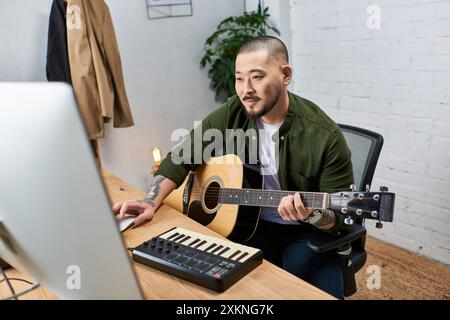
[152,147,161,163]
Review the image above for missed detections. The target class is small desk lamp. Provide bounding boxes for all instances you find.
[152,147,161,175]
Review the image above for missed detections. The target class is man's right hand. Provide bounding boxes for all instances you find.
[112,200,157,227]
[112,174,177,228]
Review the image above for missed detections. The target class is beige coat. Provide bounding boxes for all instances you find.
[66,0,134,139]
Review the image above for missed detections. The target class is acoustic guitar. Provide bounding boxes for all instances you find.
[163,154,395,242]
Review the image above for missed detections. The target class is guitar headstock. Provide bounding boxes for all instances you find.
[329,187,395,223]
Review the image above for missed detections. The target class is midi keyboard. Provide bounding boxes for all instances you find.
[131,227,263,292]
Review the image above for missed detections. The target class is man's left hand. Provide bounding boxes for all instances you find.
[278,192,315,221]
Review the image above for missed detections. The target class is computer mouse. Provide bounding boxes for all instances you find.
[117,216,135,232]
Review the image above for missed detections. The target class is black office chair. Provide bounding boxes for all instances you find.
[308,124,385,297]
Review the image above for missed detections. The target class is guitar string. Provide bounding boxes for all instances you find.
[188,189,376,200]
[184,193,377,213]
[191,195,378,208]
[186,187,379,214]
[189,188,350,195]
[201,199,378,214]
[198,196,375,201]
[183,197,378,214]
[187,186,374,196]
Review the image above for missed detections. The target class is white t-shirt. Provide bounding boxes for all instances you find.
[256,118,298,225]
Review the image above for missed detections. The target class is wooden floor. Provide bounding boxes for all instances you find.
[350,236,450,300]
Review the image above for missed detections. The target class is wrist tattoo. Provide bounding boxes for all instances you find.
[311,209,336,228]
[143,175,166,205]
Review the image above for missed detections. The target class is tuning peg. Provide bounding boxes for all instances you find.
[350,184,357,191]
[380,186,389,192]
[344,217,354,225]
[376,222,383,229]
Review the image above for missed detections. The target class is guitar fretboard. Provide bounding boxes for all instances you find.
[219,188,328,209]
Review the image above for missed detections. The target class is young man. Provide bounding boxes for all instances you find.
[113,36,354,298]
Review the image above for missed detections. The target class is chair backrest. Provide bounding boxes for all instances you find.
[338,124,384,192]
[338,124,384,296]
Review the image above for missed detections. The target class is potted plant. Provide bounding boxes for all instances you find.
[200,5,280,101]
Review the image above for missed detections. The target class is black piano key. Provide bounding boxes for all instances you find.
[167,232,180,240]
[235,252,249,262]
[172,234,186,242]
[178,235,191,244]
[194,240,207,249]
[210,245,223,254]
[228,250,242,260]
[204,243,217,252]
[218,247,230,256]
[188,238,200,247]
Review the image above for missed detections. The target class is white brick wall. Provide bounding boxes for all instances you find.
[289,0,450,264]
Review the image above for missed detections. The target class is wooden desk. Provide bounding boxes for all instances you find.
[0,172,334,300]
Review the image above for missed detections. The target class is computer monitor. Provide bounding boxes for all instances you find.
[0,82,143,299]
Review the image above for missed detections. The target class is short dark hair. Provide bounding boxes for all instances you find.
[237,36,289,64]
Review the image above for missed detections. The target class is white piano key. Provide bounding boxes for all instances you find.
[203,243,217,252]
[220,249,240,259]
[187,238,201,247]
[208,244,223,254]
[172,234,187,242]
[229,250,244,260]
[196,242,211,251]
[160,228,180,240]
[160,227,261,263]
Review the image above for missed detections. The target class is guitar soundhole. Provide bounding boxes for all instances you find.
[204,181,221,211]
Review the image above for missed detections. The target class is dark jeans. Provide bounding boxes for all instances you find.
[246,219,344,299]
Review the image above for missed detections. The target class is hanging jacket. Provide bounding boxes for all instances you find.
[47,0,72,83]
[66,0,134,139]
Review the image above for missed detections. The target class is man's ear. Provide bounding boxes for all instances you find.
[282,65,293,85]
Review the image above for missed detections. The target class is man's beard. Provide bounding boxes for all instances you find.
[243,86,282,120]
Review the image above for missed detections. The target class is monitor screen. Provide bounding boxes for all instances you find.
[0,82,142,299]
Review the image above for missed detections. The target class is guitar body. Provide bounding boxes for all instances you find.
[163,154,263,242]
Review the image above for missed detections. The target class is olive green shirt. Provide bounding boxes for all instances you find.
[156,92,354,231]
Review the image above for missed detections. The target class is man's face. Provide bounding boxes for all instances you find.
[235,49,286,119]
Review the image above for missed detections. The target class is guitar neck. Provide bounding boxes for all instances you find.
[219,188,329,209]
